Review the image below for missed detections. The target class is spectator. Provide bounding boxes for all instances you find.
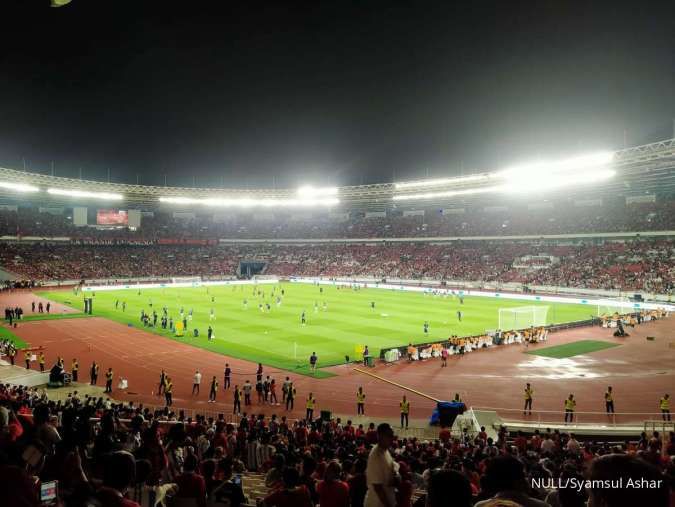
[317,460,350,507]
[475,455,549,507]
[97,450,142,507]
[364,423,398,507]
[587,454,668,507]
[261,466,312,507]
[174,453,207,507]
[348,458,368,507]
[424,469,472,507]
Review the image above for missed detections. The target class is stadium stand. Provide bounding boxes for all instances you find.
[0,240,672,293]
[1,200,675,240]
[0,382,672,507]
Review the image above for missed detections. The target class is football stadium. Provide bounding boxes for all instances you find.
[0,2,673,507]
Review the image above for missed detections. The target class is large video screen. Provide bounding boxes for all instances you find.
[97,209,128,225]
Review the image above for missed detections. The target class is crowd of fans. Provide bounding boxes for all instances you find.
[0,240,672,293]
[1,200,674,241]
[0,381,673,506]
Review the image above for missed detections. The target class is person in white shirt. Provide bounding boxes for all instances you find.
[540,434,556,454]
[566,433,581,454]
[365,423,399,507]
[192,369,202,395]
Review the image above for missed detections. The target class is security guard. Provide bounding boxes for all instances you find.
[564,394,576,423]
[306,392,316,421]
[400,395,410,429]
[604,386,614,414]
[523,383,534,415]
[356,387,366,415]
[25,350,31,369]
[660,394,671,421]
[71,358,79,382]
[39,352,45,372]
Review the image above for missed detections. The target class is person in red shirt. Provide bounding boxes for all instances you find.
[262,467,312,507]
[364,423,378,445]
[96,451,142,507]
[395,461,414,507]
[174,454,206,507]
[317,461,350,507]
[439,427,451,444]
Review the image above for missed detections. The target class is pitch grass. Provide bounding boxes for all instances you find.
[526,339,620,359]
[39,282,596,376]
[22,313,91,322]
[0,326,27,349]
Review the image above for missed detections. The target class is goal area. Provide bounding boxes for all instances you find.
[171,276,202,286]
[498,306,549,331]
[597,297,635,317]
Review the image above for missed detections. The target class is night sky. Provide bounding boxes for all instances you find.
[1,0,673,188]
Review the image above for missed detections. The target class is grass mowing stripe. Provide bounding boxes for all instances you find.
[526,340,620,359]
[38,283,595,377]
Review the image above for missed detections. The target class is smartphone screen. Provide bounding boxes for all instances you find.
[40,480,58,504]
[233,474,242,486]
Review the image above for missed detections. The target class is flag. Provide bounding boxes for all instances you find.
[51,0,72,7]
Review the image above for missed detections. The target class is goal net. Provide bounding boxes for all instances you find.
[597,297,634,317]
[498,306,549,331]
[171,276,202,286]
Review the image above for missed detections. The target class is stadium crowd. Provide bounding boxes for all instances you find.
[0,200,674,241]
[0,380,673,507]
[0,240,672,293]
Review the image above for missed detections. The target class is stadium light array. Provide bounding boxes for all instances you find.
[392,186,501,201]
[495,151,614,179]
[47,188,124,200]
[393,151,616,201]
[500,169,616,194]
[296,185,338,197]
[394,174,491,190]
[159,196,339,208]
[0,181,40,192]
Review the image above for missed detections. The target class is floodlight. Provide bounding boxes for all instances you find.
[496,151,614,179]
[392,186,501,201]
[0,181,40,192]
[394,174,491,190]
[500,169,616,194]
[47,188,124,200]
[159,195,339,208]
[296,185,338,197]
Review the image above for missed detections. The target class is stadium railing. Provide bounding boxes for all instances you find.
[470,405,675,432]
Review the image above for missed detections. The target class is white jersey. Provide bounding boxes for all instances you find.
[193,372,202,385]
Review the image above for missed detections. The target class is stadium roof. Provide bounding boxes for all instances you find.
[0,138,674,211]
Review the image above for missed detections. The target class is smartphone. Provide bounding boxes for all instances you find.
[40,480,58,505]
[232,474,242,487]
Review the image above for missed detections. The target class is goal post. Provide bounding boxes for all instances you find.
[498,306,549,331]
[171,276,202,286]
[597,297,634,317]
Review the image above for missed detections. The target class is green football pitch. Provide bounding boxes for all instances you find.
[526,339,620,359]
[39,282,597,377]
